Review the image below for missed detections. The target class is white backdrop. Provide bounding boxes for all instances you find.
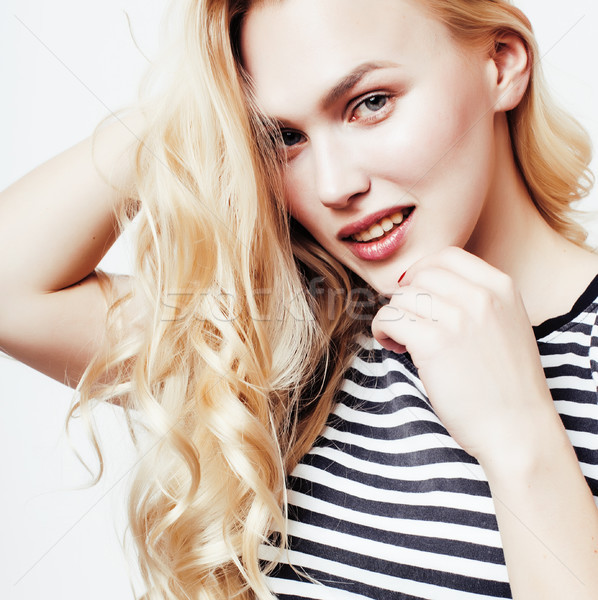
[1,1,598,599]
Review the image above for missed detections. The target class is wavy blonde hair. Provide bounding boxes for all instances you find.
[71,0,595,598]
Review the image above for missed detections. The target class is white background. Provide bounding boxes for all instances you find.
[1,1,598,599]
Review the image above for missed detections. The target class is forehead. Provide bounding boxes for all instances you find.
[240,0,449,120]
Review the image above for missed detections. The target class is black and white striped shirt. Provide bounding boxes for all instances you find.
[262,273,598,599]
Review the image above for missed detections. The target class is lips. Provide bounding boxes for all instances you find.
[344,205,415,261]
[337,205,416,240]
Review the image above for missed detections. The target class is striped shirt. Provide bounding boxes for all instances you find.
[262,273,598,599]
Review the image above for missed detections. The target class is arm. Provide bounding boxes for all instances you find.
[484,412,598,599]
[0,110,146,389]
[372,246,598,599]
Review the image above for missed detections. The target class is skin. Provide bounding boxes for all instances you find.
[241,1,598,598]
[241,0,598,318]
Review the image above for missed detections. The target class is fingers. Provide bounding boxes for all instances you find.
[396,264,511,325]
[372,246,526,360]
[396,265,467,305]
[399,246,515,299]
[371,283,459,358]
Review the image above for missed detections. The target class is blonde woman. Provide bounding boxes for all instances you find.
[2,1,598,599]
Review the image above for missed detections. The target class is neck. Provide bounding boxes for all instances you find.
[464,117,598,326]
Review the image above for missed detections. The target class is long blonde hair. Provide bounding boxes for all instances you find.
[72,0,595,598]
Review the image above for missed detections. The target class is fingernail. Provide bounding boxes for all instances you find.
[398,271,407,285]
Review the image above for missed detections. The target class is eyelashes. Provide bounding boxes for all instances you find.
[278,90,398,151]
[281,130,304,147]
[349,92,393,123]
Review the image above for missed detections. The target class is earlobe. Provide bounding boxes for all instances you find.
[491,33,530,112]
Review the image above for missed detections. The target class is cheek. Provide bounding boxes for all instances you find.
[282,171,318,228]
[377,80,494,187]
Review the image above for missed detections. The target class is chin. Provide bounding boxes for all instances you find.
[356,270,399,300]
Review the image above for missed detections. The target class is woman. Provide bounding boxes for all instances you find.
[1,0,598,599]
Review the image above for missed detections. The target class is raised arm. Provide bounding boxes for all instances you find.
[0,110,146,389]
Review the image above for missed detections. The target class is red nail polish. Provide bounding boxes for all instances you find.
[398,271,407,284]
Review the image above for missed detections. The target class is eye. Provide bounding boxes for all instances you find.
[280,130,305,147]
[349,93,391,123]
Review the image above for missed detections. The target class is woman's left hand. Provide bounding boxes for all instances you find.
[371,246,557,466]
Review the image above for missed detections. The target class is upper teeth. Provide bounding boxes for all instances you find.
[351,208,411,242]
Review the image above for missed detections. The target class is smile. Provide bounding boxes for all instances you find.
[343,206,415,261]
[350,206,414,242]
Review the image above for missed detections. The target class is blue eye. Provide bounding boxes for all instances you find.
[363,95,388,112]
[281,130,304,147]
[350,94,392,123]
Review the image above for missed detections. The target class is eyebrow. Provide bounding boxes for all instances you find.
[320,61,401,110]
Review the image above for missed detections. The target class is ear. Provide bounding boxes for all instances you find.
[490,33,530,112]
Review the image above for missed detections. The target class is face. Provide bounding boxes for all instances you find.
[241,0,502,296]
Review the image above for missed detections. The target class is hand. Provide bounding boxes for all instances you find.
[371,246,556,465]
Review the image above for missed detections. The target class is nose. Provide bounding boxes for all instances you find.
[311,133,370,208]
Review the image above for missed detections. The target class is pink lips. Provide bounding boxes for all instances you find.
[343,207,415,261]
[336,205,414,240]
